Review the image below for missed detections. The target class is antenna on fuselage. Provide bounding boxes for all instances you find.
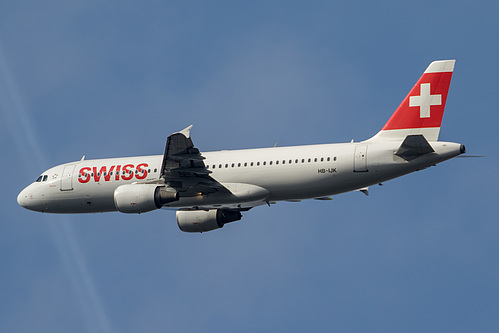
[81,155,85,161]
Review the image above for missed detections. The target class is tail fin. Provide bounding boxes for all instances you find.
[369,60,455,142]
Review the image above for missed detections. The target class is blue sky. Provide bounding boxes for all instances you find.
[1,1,498,332]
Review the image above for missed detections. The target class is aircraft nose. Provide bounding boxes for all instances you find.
[17,189,27,208]
[17,184,51,212]
[17,186,29,209]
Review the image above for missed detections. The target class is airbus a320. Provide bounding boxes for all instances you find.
[18,60,465,232]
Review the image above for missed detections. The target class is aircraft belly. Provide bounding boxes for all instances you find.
[167,183,270,208]
[40,183,116,213]
[207,165,342,202]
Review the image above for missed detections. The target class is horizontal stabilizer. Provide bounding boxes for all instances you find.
[395,135,434,158]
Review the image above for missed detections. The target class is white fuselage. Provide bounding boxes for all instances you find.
[17,59,464,233]
[17,140,463,214]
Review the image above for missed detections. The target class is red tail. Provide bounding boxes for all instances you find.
[371,60,455,141]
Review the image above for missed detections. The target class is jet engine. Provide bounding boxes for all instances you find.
[176,209,242,233]
[114,184,178,214]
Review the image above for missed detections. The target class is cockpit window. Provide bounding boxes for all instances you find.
[36,175,43,182]
[43,175,48,181]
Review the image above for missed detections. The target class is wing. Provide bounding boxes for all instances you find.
[159,125,230,197]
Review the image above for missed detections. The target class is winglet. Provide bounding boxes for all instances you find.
[176,125,193,138]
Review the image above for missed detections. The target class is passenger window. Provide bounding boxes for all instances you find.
[250,162,254,166]
[263,161,266,166]
[308,158,311,163]
[231,163,235,168]
[269,161,273,165]
[257,162,260,166]
[321,157,324,162]
[327,157,330,162]
[302,159,305,163]
[244,162,247,167]
[334,157,337,161]
[154,169,157,173]
[314,158,317,162]
[238,163,241,167]
[295,159,298,163]
[225,164,228,168]
[219,164,222,168]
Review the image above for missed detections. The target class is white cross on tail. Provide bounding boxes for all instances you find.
[409,83,442,118]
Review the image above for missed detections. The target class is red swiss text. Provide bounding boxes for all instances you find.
[78,163,149,183]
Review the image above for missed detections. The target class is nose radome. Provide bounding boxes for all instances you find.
[17,190,26,207]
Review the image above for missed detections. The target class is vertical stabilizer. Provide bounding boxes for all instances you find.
[369,60,455,142]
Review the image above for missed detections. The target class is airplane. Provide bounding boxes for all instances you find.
[18,59,465,232]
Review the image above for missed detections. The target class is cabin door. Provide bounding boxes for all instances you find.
[61,165,76,191]
[354,146,368,172]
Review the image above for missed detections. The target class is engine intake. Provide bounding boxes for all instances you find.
[176,209,242,233]
[114,184,178,214]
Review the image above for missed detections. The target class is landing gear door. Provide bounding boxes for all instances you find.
[354,145,368,172]
[61,165,76,191]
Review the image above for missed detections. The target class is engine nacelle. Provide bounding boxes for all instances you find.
[176,209,242,233]
[114,184,178,214]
